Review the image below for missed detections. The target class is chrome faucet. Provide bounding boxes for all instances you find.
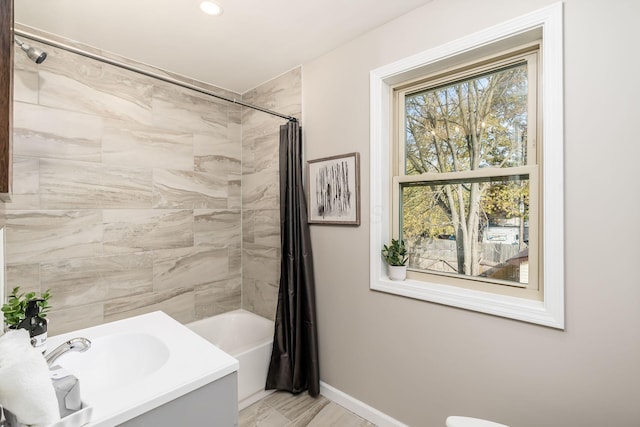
[45,337,92,367]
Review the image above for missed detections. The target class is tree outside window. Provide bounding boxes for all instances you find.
[398,57,537,288]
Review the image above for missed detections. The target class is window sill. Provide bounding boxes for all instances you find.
[371,275,562,328]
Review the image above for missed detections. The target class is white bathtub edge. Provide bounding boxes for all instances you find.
[319,381,409,427]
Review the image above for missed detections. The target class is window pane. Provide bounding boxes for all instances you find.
[401,175,530,286]
[405,63,528,175]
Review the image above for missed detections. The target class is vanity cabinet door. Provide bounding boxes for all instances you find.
[0,0,13,198]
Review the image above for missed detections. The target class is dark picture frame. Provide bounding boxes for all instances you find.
[306,152,360,226]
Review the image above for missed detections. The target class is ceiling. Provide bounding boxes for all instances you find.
[15,0,433,94]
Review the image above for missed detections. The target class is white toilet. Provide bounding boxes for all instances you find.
[446,416,510,427]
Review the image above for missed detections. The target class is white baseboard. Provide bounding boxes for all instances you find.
[320,381,408,427]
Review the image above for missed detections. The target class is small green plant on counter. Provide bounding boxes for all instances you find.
[381,239,408,266]
[1,287,52,328]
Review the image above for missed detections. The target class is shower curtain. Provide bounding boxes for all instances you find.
[265,120,320,397]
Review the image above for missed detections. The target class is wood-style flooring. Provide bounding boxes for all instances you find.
[239,391,377,427]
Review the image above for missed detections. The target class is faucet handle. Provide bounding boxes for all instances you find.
[45,337,92,367]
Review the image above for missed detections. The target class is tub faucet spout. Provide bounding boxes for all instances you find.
[45,337,91,367]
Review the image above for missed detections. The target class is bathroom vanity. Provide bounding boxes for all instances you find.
[46,312,239,427]
[119,373,237,426]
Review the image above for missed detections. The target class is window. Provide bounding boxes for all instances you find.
[394,48,540,299]
[370,3,564,328]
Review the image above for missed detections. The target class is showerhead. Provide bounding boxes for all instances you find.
[14,37,47,64]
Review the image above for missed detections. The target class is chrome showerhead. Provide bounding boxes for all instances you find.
[14,37,47,64]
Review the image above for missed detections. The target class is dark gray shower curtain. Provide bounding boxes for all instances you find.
[265,120,320,397]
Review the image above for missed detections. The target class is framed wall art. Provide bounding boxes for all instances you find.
[306,152,360,226]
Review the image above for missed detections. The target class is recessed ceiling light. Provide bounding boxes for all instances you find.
[200,1,223,16]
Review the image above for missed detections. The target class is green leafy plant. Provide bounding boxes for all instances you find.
[381,239,408,266]
[1,287,52,328]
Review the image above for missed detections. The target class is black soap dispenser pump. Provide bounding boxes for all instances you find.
[17,299,48,353]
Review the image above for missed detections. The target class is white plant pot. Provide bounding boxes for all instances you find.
[388,265,407,281]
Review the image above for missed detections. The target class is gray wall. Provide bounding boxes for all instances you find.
[2,32,243,334]
[302,0,640,426]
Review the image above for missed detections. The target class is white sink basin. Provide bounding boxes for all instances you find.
[46,312,238,427]
[55,333,170,395]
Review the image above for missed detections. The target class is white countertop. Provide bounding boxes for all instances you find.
[46,311,239,427]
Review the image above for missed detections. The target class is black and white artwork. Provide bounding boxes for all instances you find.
[307,152,360,225]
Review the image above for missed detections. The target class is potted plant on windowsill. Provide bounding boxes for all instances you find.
[382,239,408,281]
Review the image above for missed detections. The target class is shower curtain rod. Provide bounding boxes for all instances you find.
[14,29,298,122]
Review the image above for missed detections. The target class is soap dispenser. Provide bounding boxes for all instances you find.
[17,299,48,353]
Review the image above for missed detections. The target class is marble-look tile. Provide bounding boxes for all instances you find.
[228,175,241,210]
[41,253,154,310]
[243,210,256,244]
[242,170,280,211]
[46,303,105,336]
[194,152,241,177]
[2,195,41,211]
[243,278,279,321]
[152,246,229,291]
[241,117,296,149]
[242,140,256,175]
[194,135,241,175]
[12,156,39,195]
[38,47,154,125]
[4,210,103,264]
[194,278,241,319]
[251,133,280,174]
[241,117,283,154]
[14,68,38,104]
[239,401,290,427]
[103,209,193,254]
[253,209,280,248]
[40,159,153,209]
[228,106,242,126]
[3,29,252,335]
[264,392,328,422]
[243,244,280,283]
[190,81,241,104]
[243,67,302,115]
[241,64,301,142]
[13,102,103,162]
[5,264,40,294]
[229,247,242,278]
[151,82,228,134]
[152,169,228,209]
[104,287,195,324]
[193,133,236,157]
[228,119,241,145]
[102,119,193,170]
[194,209,241,248]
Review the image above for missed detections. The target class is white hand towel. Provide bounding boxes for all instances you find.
[0,329,60,426]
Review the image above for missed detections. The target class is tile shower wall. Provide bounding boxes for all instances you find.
[2,37,242,334]
[241,68,302,320]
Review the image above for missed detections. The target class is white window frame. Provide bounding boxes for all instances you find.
[369,3,564,329]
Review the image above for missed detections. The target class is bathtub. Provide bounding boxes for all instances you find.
[187,309,275,409]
